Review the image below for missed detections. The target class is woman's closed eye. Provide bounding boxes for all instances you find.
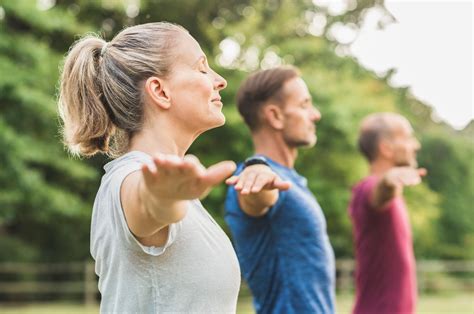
[200,64,210,74]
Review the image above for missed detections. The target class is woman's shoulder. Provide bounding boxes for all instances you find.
[104,151,152,173]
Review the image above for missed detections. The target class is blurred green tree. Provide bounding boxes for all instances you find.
[0,0,99,262]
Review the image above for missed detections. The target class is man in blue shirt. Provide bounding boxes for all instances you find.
[225,66,335,314]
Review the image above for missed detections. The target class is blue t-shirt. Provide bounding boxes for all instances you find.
[225,156,335,314]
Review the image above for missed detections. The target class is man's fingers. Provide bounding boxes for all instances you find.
[272,177,292,191]
[249,175,292,193]
[418,168,427,177]
[235,172,262,191]
[406,167,426,185]
[241,173,258,195]
[392,167,426,187]
[202,161,237,187]
[407,176,421,185]
[251,175,271,193]
[399,173,421,186]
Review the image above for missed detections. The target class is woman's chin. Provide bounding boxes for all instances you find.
[202,113,225,132]
[213,113,226,127]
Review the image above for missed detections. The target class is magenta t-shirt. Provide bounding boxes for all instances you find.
[348,175,417,314]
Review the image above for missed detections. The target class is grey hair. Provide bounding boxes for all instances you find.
[58,22,187,157]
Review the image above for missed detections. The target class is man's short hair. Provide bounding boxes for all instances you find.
[236,66,300,131]
[358,128,383,162]
[358,112,404,162]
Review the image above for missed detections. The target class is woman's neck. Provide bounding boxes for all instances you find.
[128,120,195,157]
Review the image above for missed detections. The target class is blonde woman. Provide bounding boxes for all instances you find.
[58,22,240,313]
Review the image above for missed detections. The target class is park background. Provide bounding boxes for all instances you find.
[0,0,472,313]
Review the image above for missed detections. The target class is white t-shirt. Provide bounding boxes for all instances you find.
[90,151,241,313]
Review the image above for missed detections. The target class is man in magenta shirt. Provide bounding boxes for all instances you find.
[348,113,426,314]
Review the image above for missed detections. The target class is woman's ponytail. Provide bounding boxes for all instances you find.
[58,36,114,156]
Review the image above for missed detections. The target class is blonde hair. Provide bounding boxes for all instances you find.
[58,22,187,157]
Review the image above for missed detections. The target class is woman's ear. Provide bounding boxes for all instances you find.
[144,76,172,109]
[262,104,285,130]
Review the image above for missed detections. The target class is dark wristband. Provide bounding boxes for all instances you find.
[243,156,270,168]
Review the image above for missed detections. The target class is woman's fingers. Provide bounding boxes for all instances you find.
[141,163,155,184]
[153,154,178,176]
[182,154,206,177]
[202,160,237,187]
[143,154,236,200]
[226,176,239,185]
[142,154,292,201]
[152,154,199,177]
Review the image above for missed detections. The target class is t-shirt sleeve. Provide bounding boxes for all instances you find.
[356,176,396,212]
[266,188,288,219]
[357,177,378,207]
[224,164,246,217]
[107,163,180,257]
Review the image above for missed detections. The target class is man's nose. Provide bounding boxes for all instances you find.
[414,138,421,150]
[311,107,321,122]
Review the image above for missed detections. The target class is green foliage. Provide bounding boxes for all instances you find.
[0,0,100,262]
[0,0,472,263]
[0,236,38,262]
[417,134,474,258]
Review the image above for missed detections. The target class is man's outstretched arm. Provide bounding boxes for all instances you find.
[371,167,427,210]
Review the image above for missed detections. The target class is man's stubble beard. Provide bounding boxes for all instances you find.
[283,135,317,150]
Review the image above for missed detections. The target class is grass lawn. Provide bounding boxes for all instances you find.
[334,293,474,314]
[1,293,473,313]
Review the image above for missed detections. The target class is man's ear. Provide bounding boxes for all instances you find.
[378,138,394,160]
[144,76,172,109]
[261,104,285,130]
